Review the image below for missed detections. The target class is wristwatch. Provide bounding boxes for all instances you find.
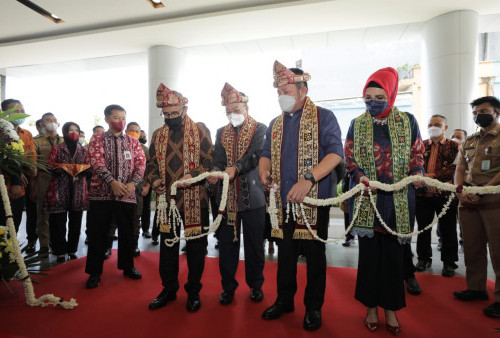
[304,172,316,184]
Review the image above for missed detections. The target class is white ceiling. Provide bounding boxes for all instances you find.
[1,0,500,70]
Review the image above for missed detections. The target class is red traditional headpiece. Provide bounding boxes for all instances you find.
[272,60,311,88]
[156,83,188,108]
[221,82,248,106]
[362,67,399,118]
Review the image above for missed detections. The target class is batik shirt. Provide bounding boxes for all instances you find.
[87,131,146,204]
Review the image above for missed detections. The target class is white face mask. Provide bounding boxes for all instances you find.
[278,95,297,113]
[228,113,245,127]
[78,137,85,145]
[39,128,46,135]
[428,126,443,139]
[45,122,58,132]
[451,137,463,144]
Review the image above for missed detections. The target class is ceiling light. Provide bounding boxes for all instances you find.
[146,0,165,9]
[16,0,64,24]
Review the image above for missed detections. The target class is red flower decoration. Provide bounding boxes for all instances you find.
[456,185,463,194]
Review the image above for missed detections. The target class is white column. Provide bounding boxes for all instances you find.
[148,45,186,135]
[422,10,479,136]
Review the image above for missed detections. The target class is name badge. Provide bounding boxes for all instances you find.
[124,150,132,160]
[481,159,491,171]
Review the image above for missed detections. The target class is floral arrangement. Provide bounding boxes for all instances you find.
[0,117,34,177]
[0,105,77,309]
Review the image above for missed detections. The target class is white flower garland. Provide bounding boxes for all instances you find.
[0,174,77,309]
[269,175,500,243]
[156,172,230,247]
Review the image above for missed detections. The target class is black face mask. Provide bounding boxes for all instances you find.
[474,113,496,128]
[139,138,147,144]
[165,116,183,130]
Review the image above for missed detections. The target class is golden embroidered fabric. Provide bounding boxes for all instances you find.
[270,97,319,240]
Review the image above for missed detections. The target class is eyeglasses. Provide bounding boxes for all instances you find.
[364,95,387,102]
[161,108,183,118]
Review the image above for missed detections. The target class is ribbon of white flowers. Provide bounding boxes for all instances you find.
[270,175,500,243]
[0,174,77,309]
[157,172,230,247]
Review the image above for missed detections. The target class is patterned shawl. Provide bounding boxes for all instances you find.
[270,97,320,240]
[154,116,203,236]
[352,108,412,235]
[221,116,258,226]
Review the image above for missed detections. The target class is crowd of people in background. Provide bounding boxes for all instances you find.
[1,59,499,334]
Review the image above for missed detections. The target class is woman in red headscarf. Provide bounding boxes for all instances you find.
[344,68,425,335]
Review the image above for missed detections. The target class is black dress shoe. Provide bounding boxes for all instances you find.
[442,264,456,277]
[415,259,431,272]
[104,247,112,260]
[142,231,152,239]
[25,244,36,255]
[86,274,101,289]
[405,276,421,295]
[133,246,140,257]
[342,238,354,247]
[303,310,322,331]
[152,237,159,246]
[250,288,264,302]
[149,289,177,310]
[39,246,50,256]
[56,255,66,263]
[453,289,489,301]
[123,267,142,280]
[483,302,500,318]
[68,253,78,260]
[187,297,201,312]
[262,301,294,320]
[219,290,234,305]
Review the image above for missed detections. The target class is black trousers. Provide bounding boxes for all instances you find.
[416,197,458,265]
[141,189,152,233]
[25,183,38,243]
[403,243,416,280]
[277,207,329,311]
[355,232,405,311]
[152,211,159,240]
[85,200,136,275]
[0,195,24,233]
[344,212,354,241]
[49,211,83,256]
[159,210,208,298]
[219,206,265,293]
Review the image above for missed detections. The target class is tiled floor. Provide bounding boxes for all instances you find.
[14,208,495,280]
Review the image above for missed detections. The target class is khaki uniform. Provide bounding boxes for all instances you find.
[34,134,64,248]
[456,123,500,302]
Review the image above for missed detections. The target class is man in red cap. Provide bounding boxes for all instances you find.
[259,61,343,331]
[344,67,425,335]
[146,84,213,313]
[207,83,267,305]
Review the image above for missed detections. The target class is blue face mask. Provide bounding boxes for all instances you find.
[11,118,26,126]
[365,100,388,116]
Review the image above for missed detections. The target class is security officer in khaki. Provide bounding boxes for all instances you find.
[34,112,64,254]
[454,96,500,318]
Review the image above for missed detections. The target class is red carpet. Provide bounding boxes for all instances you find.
[0,251,497,338]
